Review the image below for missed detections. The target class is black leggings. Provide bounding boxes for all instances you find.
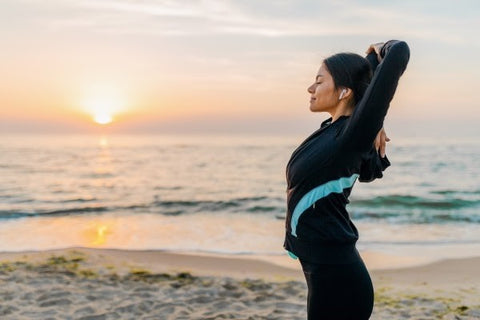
[300,253,374,320]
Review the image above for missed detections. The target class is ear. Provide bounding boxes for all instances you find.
[338,87,353,100]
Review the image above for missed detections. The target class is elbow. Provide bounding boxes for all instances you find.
[385,40,410,72]
[394,41,410,61]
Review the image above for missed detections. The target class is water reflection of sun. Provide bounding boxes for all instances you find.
[86,223,111,246]
[99,136,108,147]
[94,225,108,245]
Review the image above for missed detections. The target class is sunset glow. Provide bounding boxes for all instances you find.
[1,1,479,136]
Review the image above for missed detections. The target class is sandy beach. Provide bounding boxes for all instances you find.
[0,248,479,319]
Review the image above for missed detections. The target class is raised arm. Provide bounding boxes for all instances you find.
[340,40,410,152]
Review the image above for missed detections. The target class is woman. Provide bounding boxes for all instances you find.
[284,40,410,319]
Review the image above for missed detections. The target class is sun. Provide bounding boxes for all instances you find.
[94,113,113,125]
[83,91,125,126]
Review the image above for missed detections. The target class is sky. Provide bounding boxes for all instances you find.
[1,0,479,137]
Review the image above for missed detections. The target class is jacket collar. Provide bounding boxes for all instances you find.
[320,115,350,128]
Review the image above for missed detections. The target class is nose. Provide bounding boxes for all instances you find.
[307,83,315,94]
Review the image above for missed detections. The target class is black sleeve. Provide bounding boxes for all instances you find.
[339,40,410,152]
[358,148,391,182]
[366,51,379,73]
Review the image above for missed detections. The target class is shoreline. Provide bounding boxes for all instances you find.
[1,247,479,319]
[2,246,480,286]
[1,245,476,274]
[0,247,304,281]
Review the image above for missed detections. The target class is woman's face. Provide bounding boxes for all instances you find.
[307,63,340,114]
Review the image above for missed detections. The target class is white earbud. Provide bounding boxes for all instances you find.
[339,89,347,100]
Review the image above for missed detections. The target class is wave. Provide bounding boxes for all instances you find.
[1,193,478,224]
[351,195,479,210]
[0,196,285,220]
[0,206,111,219]
[431,189,480,196]
[350,209,480,224]
[59,198,98,203]
[149,196,281,215]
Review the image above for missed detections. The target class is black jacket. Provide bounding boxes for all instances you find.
[284,40,410,264]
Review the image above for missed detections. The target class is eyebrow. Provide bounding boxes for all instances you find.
[315,74,324,80]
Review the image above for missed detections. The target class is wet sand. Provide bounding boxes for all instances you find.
[0,248,479,319]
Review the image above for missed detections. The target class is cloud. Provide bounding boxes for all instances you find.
[5,0,477,46]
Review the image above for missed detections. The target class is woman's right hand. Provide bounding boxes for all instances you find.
[374,127,390,158]
[366,42,385,63]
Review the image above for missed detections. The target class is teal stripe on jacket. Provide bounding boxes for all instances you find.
[290,174,359,237]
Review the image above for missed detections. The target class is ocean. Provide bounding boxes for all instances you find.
[1,133,479,267]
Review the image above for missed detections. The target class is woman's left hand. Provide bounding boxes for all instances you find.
[374,127,390,158]
[366,42,385,63]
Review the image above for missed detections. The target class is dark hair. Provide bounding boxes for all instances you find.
[323,53,372,105]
